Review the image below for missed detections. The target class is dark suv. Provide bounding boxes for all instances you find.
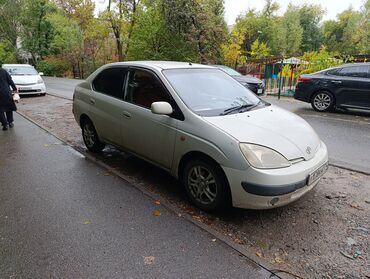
[294,63,370,112]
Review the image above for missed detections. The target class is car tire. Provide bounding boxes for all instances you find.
[183,158,231,212]
[311,91,335,112]
[81,119,105,152]
[40,93,46,96]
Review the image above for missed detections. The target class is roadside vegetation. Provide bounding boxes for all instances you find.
[0,0,369,78]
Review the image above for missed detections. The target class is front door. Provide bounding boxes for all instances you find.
[120,68,179,170]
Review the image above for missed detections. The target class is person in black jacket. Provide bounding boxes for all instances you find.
[0,65,18,131]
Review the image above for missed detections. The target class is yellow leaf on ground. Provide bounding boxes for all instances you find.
[153,210,161,217]
[83,220,91,225]
[144,256,155,265]
[274,255,285,264]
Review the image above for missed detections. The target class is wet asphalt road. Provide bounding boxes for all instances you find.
[43,77,370,174]
[0,114,274,278]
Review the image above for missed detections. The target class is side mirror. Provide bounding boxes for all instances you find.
[151,101,173,115]
[39,72,44,76]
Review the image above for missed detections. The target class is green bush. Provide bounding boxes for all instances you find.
[0,42,17,64]
[36,57,70,77]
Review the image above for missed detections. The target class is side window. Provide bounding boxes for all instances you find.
[92,68,127,99]
[327,68,340,76]
[338,66,368,78]
[125,69,171,109]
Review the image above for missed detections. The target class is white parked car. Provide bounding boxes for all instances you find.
[73,61,328,212]
[2,64,46,96]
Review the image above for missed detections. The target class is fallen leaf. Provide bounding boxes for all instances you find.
[340,251,354,260]
[256,252,263,258]
[44,144,49,147]
[153,210,161,217]
[211,239,217,242]
[83,220,91,225]
[350,204,363,210]
[233,238,244,245]
[144,256,155,265]
[192,215,202,221]
[274,255,285,264]
[154,200,161,205]
[103,172,111,176]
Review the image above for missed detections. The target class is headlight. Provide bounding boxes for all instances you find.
[239,143,291,169]
[37,76,44,84]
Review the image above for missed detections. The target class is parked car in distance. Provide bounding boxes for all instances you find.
[215,65,265,96]
[294,63,370,112]
[73,61,328,212]
[2,64,46,96]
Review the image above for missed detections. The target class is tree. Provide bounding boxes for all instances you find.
[281,4,303,56]
[100,0,141,61]
[127,3,198,61]
[161,0,227,63]
[20,0,56,63]
[222,27,246,68]
[297,4,324,52]
[250,39,270,58]
[321,1,369,55]
[0,0,24,59]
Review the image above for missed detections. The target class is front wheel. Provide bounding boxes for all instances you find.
[311,91,335,112]
[183,158,231,212]
[81,120,105,152]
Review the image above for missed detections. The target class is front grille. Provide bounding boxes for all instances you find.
[19,89,41,93]
[16,83,37,86]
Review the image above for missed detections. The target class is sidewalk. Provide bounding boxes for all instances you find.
[0,113,276,278]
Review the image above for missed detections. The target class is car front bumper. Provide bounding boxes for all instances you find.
[223,141,328,209]
[16,83,46,95]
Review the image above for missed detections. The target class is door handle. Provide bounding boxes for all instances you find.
[122,111,131,119]
[331,80,342,84]
[89,98,95,104]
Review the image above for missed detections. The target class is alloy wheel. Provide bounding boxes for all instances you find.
[313,93,332,111]
[83,123,96,148]
[187,166,218,205]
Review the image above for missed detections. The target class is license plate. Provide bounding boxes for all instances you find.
[257,89,263,94]
[308,162,329,185]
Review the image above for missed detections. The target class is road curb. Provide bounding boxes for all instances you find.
[16,111,286,279]
[45,92,72,101]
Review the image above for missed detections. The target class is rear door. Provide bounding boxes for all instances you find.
[89,67,128,146]
[333,65,370,108]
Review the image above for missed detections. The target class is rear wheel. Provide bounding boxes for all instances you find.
[183,158,231,212]
[311,91,335,112]
[81,119,105,152]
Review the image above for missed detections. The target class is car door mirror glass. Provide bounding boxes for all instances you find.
[151,102,173,115]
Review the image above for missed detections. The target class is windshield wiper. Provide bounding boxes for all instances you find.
[221,101,264,115]
[220,104,255,115]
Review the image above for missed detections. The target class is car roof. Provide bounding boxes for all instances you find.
[106,61,214,70]
[341,62,370,67]
[2,64,34,67]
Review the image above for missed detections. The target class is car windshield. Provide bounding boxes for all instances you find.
[163,68,261,116]
[218,66,242,76]
[3,66,38,75]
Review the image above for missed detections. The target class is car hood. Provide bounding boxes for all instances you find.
[232,75,262,84]
[11,75,40,85]
[203,105,320,161]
